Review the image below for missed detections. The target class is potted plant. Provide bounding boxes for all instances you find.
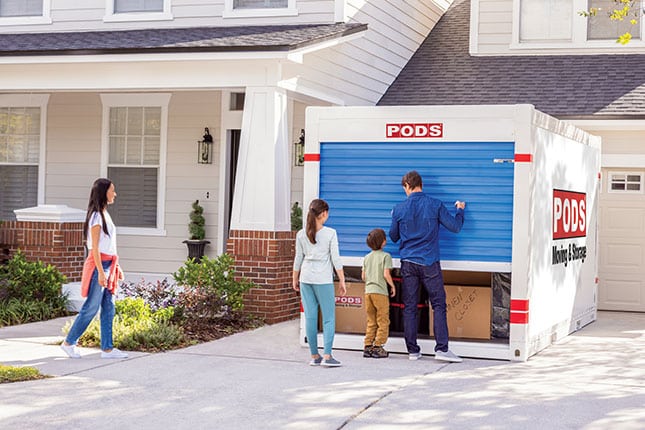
[183,200,210,260]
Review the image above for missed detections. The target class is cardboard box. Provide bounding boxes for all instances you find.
[319,282,367,334]
[429,285,491,340]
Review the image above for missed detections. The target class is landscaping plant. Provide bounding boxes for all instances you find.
[68,297,187,352]
[172,253,254,322]
[0,251,68,327]
[0,364,47,384]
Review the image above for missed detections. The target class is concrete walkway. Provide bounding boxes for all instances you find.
[1,311,644,429]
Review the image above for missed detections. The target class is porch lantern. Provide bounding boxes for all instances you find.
[198,127,213,164]
[294,128,305,166]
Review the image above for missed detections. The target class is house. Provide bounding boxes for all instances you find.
[379,0,645,313]
[0,0,452,322]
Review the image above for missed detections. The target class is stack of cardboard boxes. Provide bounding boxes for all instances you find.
[329,280,492,340]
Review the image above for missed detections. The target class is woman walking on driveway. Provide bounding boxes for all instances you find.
[60,178,128,359]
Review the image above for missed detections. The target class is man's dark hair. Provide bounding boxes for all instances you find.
[366,228,387,251]
[401,170,423,189]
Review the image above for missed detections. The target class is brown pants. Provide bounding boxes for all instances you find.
[364,293,390,347]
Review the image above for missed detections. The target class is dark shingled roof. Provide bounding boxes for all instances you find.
[378,0,645,118]
[0,23,366,56]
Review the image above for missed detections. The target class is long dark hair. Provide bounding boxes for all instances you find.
[83,178,112,239]
[306,199,329,244]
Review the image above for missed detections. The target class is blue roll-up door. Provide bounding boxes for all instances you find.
[318,141,515,263]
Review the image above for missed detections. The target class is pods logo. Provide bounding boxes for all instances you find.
[553,189,586,240]
[386,123,443,138]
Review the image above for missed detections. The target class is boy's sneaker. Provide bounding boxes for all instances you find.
[321,357,342,367]
[60,342,81,359]
[363,346,373,358]
[434,350,463,363]
[371,346,389,359]
[101,348,128,359]
[309,356,323,366]
[408,351,422,361]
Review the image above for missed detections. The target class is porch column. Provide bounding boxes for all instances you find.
[227,86,299,323]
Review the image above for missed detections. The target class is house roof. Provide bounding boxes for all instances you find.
[378,0,645,118]
[0,23,366,56]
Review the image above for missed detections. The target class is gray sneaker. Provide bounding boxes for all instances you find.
[408,351,422,361]
[309,356,323,366]
[321,357,341,367]
[434,350,463,363]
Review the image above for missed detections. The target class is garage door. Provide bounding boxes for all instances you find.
[598,170,645,312]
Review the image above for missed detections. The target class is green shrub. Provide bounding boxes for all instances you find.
[0,298,52,327]
[291,202,303,231]
[67,297,186,352]
[172,253,254,322]
[0,251,68,326]
[0,250,67,305]
[188,200,206,240]
[0,364,47,384]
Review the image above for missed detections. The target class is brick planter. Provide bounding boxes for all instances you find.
[0,220,85,282]
[226,229,299,324]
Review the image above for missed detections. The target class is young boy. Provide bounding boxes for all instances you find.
[362,228,396,358]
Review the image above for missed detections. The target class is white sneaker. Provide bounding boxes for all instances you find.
[60,342,81,359]
[434,350,463,363]
[101,348,129,359]
[408,352,422,361]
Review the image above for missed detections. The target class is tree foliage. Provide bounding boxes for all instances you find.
[580,0,639,45]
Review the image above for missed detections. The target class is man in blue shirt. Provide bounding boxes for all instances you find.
[389,170,465,363]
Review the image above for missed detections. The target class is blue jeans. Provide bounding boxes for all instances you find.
[65,260,115,351]
[300,282,336,356]
[401,261,449,353]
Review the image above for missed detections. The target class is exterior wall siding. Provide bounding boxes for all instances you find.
[0,0,336,33]
[42,91,222,275]
[475,0,513,54]
[290,0,451,105]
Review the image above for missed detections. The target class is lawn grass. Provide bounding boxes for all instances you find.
[0,364,49,384]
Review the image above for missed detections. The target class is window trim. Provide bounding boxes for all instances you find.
[0,94,49,206]
[223,0,298,19]
[0,0,52,26]
[511,0,645,50]
[100,93,170,235]
[103,0,173,23]
[607,170,644,194]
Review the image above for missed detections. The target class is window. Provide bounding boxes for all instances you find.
[100,94,169,233]
[223,0,296,18]
[0,0,43,16]
[514,0,644,47]
[0,0,50,25]
[588,0,641,40]
[608,171,643,193]
[0,95,48,221]
[520,0,573,42]
[104,0,172,22]
[229,92,245,111]
[114,0,163,13]
[233,0,287,8]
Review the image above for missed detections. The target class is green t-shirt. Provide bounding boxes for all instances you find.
[362,249,393,296]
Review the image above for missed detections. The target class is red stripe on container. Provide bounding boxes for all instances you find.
[304,153,320,162]
[514,153,532,163]
[511,299,529,311]
[510,312,529,324]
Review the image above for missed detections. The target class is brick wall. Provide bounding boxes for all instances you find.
[0,221,85,281]
[226,229,299,324]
